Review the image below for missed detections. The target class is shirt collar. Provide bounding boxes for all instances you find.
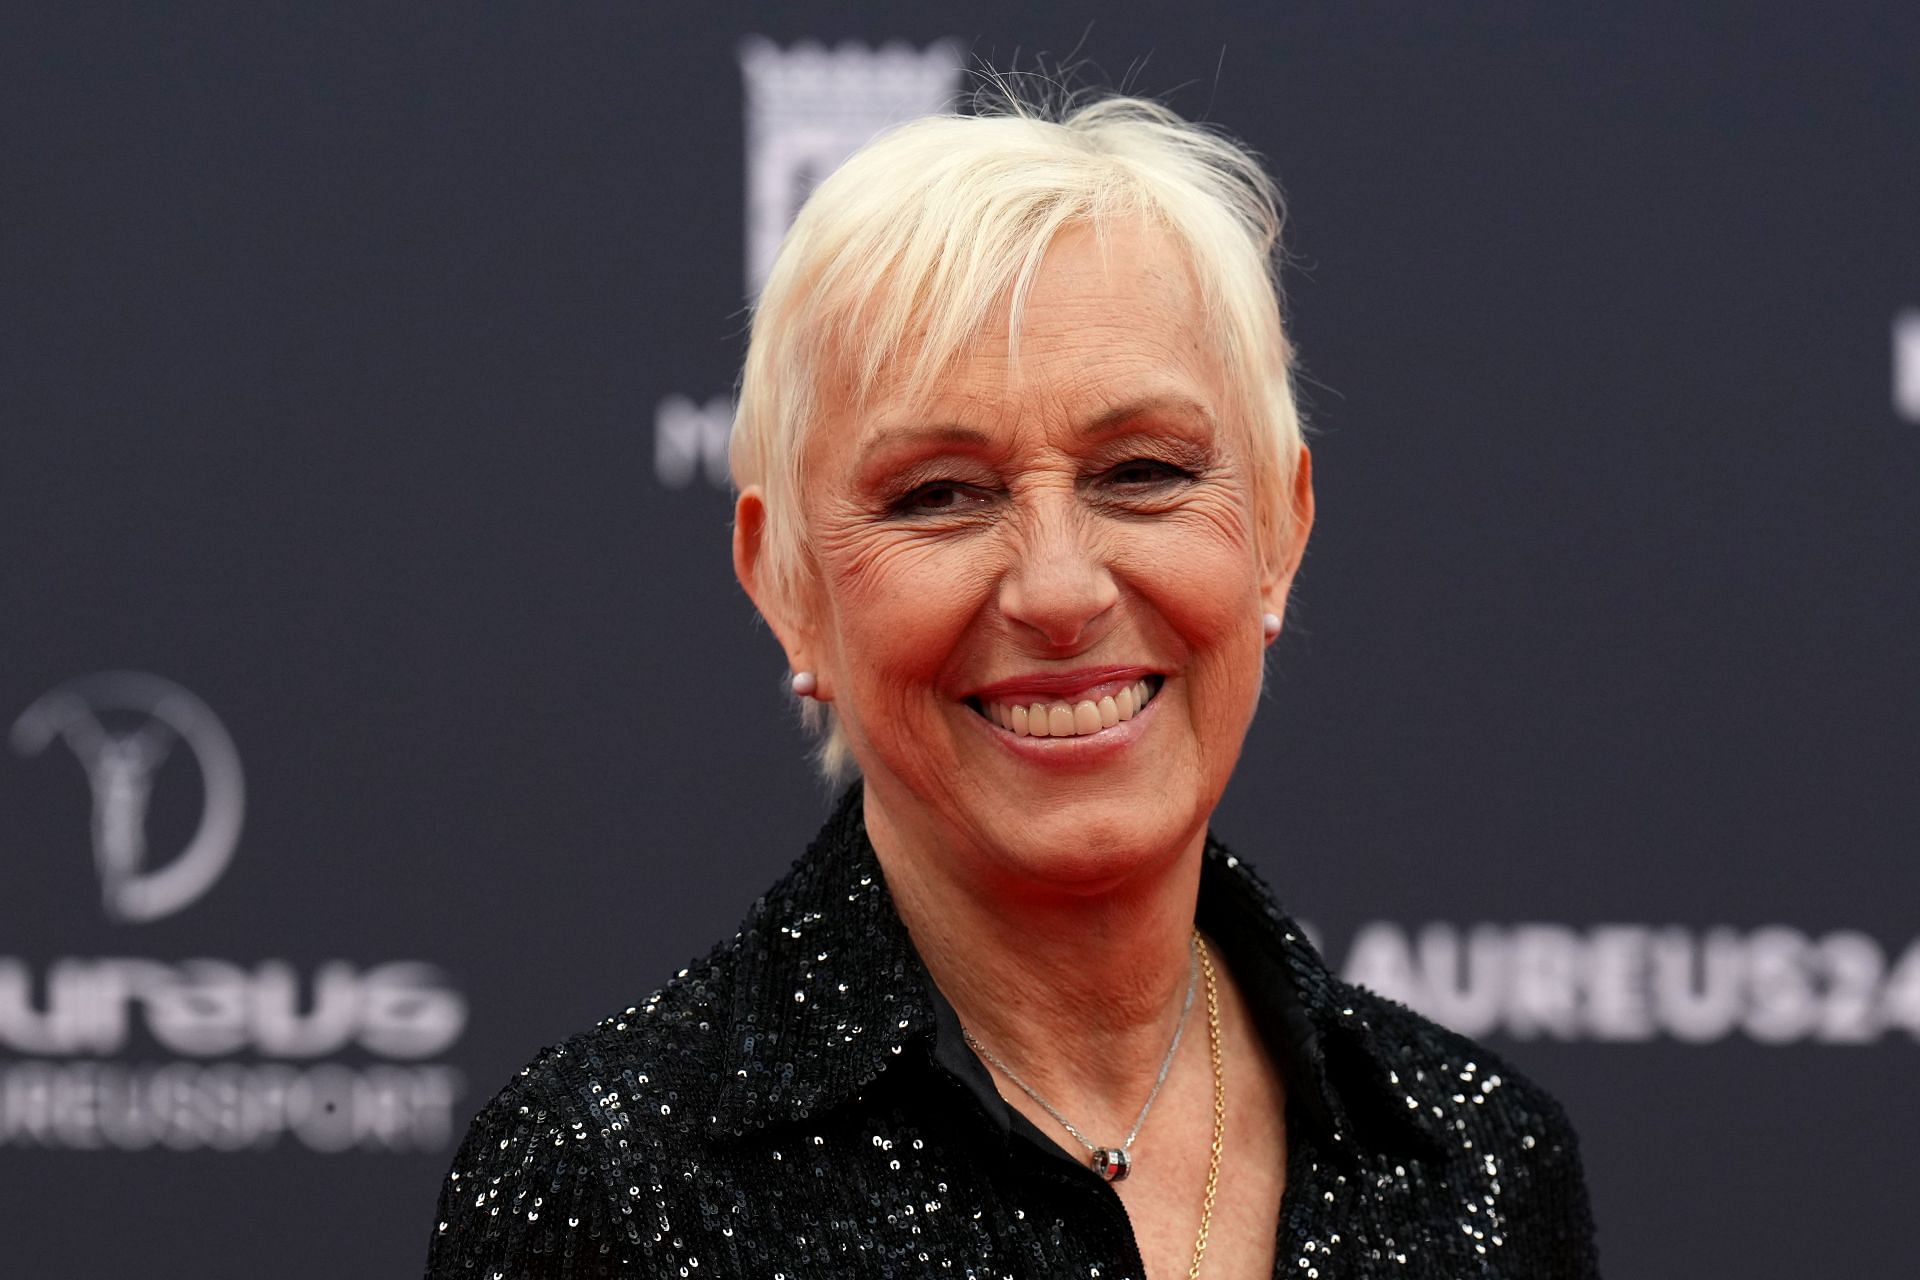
[707,785,1443,1165]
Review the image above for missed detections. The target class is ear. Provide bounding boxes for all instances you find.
[734,486,833,700]
[1259,445,1316,634]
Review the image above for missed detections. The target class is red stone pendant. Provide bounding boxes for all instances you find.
[1091,1147,1132,1182]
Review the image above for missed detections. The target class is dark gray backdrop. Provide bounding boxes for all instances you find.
[3,3,1915,1276]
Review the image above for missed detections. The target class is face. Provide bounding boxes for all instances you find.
[744,220,1311,894]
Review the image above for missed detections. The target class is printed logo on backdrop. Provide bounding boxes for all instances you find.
[1896,308,1920,424]
[653,38,964,490]
[12,671,244,923]
[1309,921,1920,1045]
[2,673,468,1154]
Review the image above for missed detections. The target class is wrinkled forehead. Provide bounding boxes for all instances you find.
[803,219,1231,461]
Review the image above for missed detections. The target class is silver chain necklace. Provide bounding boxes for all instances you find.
[961,932,1199,1182]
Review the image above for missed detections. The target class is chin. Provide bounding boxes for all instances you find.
[985,804,1191,895]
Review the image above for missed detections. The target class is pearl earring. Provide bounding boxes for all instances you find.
[1261,612,1282,640]
[790,671,818,698]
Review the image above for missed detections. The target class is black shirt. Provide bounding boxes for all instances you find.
[428,787,1599,1278]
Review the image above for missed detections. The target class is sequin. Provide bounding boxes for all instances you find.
[426,785,1597,1277]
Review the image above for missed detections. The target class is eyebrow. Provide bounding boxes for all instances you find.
[856,394,1217,464]
[855,422,994,464]
[1078,394,1219,439]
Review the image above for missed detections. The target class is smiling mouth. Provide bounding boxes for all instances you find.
[965,676,1163,739]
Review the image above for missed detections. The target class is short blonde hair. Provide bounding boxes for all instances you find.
[731,91,1304,780]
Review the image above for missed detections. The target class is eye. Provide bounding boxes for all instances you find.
[889,480,991,517]
[1105,458,1195,488]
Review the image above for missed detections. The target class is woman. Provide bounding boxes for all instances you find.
[428,93,1599,1279]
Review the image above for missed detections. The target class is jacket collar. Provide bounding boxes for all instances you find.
[1197,838,1448,1163]
[706,787,940,1138]
[707,785,1443,1165]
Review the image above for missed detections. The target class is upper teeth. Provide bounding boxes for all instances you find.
[984,680,1156,738]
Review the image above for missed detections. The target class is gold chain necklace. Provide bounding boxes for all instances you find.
[1188,933,1224,1278]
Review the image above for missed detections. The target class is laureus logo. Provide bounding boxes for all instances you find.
[11,671,244,924]
[4,672,467,1153]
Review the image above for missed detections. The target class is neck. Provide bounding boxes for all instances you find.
[861,779,1207,1126]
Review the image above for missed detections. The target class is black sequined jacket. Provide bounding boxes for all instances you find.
[428,788,1599,1278]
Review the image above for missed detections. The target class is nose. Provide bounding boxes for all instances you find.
[998,502,1120,651]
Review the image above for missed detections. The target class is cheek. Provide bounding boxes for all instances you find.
[817,528,997,698]
[1113,499,1266,752]
[1117,494,1264,645]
